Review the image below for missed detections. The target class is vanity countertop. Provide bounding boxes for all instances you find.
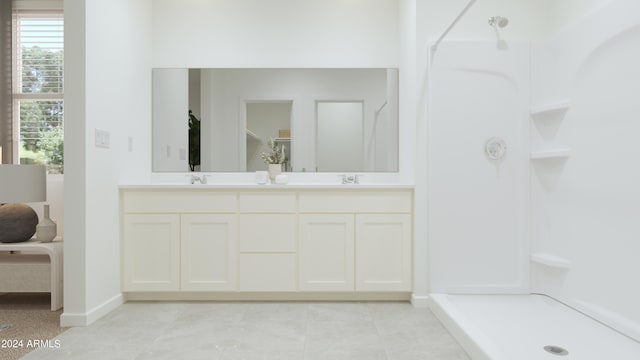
[119,183,414,190]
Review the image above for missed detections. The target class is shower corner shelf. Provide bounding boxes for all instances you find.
[530,148,571,160]
[531,253,571,269]
[530,101,570,117]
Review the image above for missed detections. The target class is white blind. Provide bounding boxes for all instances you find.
[14,12,64,95]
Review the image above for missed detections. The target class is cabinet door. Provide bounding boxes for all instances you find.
[298,214,354,291]
[356,214,412,291]
[181,214,237,291]
[123,214,180,291]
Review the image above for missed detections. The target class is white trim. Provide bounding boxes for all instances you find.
[411,293,430,307]
[60,293,124,327]
[124,292,411,302]
[12,0,63,11]
[429,294,494,360]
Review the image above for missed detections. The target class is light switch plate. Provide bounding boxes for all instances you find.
[95,129,110,149]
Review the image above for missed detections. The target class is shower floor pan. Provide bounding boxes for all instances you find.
[430,294,640,360]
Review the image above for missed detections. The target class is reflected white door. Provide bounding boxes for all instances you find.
[316,101,364,172]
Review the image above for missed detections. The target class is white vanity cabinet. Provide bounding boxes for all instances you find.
[122,214,180,291]
[122,191,238,292]
[298,191,412,292]
[121,187,412,298]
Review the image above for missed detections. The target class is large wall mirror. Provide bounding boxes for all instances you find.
[152,68,399,172]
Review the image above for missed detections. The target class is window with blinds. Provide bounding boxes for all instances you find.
[12,12,64,173]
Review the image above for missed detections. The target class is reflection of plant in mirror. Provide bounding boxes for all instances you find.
[188,110,201,172]
[261,137,286,164]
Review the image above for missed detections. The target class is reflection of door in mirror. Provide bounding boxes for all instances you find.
[316,101,364,172]
[245,101,293,172]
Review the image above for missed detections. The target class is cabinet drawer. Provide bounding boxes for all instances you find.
[239,214,296,252]
[123,191,237,213]
[239,254,296,291]
[299,191,411,213]
[239,192,296,213]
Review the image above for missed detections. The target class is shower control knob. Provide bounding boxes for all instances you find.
[485,137,507,160]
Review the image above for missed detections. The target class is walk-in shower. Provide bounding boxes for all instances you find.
[427,0,640,358]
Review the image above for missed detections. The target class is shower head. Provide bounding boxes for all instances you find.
[488,16,509,28]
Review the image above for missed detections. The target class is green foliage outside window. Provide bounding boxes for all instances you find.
[18,45,64,173]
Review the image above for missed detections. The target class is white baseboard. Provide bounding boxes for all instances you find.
[411,293,430,307]
[60,293,124,327]
[124,291,411,302]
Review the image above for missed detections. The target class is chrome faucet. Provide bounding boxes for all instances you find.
[339,174,361,184]
[190,174,208,184]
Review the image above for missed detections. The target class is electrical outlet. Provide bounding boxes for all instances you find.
[95,129,110,149]
[166,145,171,158]
[128,137,133,152]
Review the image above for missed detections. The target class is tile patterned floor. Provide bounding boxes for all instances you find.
[22,302,470,360]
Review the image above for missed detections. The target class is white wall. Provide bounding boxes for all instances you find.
[62,0,87,325]
[152,0,400,69]
[531,0,640,341]
[398,0,421,303]
[546,0,616,35]
[62,0,152,326]
[420,0,547,45]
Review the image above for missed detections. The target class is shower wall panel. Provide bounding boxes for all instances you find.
[531,0,640,341]
[428,42,530,294]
